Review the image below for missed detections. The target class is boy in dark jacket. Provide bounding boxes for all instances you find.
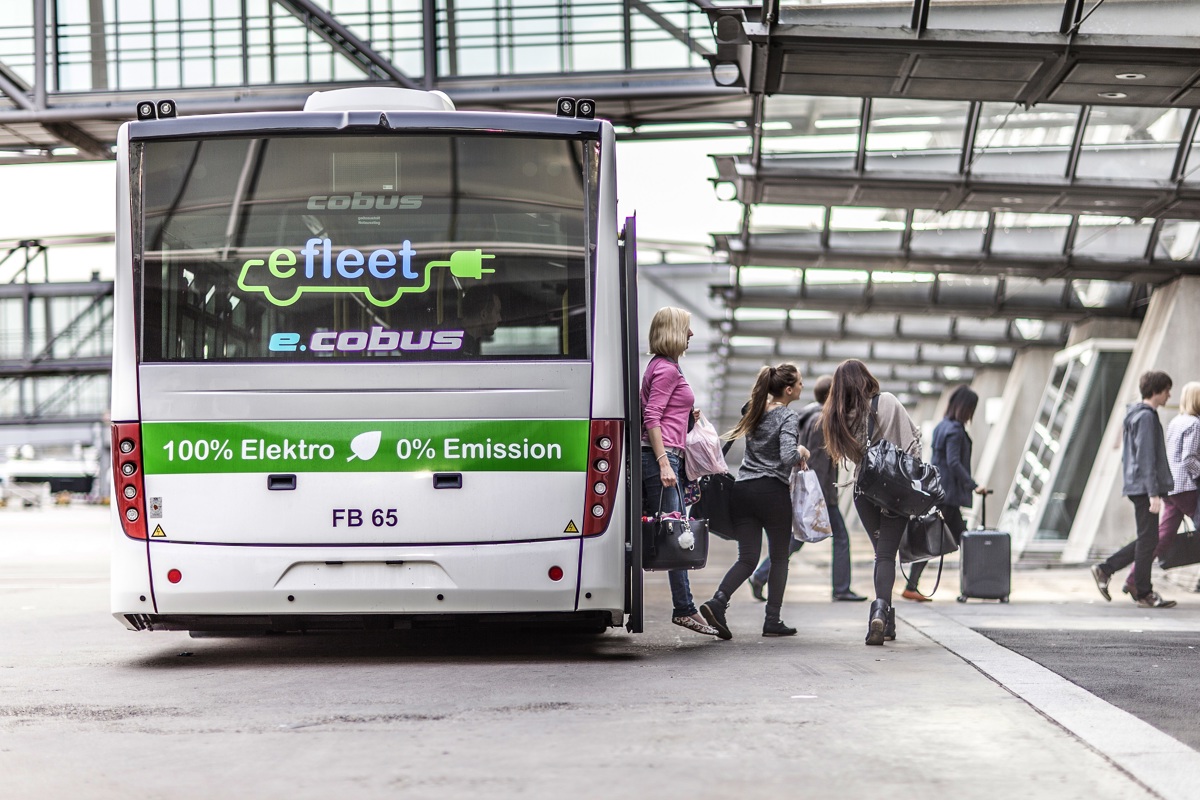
[1091,370,1176,608]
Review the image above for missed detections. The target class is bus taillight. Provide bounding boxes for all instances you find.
[111,422,147,540]
[583,420,622,536]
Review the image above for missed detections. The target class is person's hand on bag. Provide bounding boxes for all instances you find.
[793,445,811,471]
[660,459,678,487]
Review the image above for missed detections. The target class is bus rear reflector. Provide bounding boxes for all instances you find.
[111,422,147,539]
[583,419,622,536]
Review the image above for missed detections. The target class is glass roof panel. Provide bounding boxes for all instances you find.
[970,103,1079,177]
[953,317,1009,342]
[920,343,970,363]
[898,316,953,338]
[990,213,1072,256]
[1181,124,1200,185]
[1070,280,1135,309]
[936,274,999,305]
[749,205,826,233]
[829,207,904,250]
[910,209,988,253]
[761,96,862,163]
[1076,107,1186,181]
[1004,277,1066,308]
[927,0,1063,32]
[842,313,899,337]
[1155,220,1200,260]
[1079,0,1200,37]
[777,340,825,359]
[733,308,788,322]
[865,99,969,172]
[739,267,802,287]
[1073,216,1154,259]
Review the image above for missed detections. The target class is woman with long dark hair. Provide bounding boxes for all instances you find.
[903,385,987,600]
[698,364,809,640]
[822,359,921,646]
[641,306,719,637]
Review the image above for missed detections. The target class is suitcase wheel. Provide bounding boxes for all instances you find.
[956,595,967,603]
[1000,596,1009,603]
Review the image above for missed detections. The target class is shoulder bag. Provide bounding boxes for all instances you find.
[642,484,710,571]
[856,394,945,518]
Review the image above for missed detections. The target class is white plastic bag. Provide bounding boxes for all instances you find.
[685,413,728,481]
[791,470,832,543]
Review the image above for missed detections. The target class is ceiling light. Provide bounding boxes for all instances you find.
[1115,73,1145,80]
[1097,91,1127,99]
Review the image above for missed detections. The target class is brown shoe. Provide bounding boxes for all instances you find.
[901,588,932,602]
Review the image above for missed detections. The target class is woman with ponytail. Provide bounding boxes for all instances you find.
[822,359,922,646]
[698,363,809,640]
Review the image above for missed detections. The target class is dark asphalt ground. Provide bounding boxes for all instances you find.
[978,628,1200,750]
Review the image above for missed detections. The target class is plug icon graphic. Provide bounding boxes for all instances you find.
[443,250,496,280]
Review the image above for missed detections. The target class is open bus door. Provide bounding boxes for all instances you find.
[619,216,643,633]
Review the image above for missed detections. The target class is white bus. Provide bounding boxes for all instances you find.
[110,88,646,634]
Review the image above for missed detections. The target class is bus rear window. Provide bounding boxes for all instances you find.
[135,133,594,362]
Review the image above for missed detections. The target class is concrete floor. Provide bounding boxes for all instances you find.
[1,506,1196,799]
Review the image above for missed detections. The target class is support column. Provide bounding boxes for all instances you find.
[972,349,1056,528]
[1064,277,1200,563]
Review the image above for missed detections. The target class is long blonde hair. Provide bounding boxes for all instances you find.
[1181,381,1200,416]
[724,363,800,441]
[648,307,690,360]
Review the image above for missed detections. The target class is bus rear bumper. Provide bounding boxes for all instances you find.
[113,537,624,630]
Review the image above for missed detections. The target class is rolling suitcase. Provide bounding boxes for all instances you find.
[957,491,1011,603]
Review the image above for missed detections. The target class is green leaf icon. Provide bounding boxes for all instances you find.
[347,431,382,462]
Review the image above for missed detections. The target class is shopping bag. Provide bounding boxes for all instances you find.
[685,413,728,480]
[791,470,832,543]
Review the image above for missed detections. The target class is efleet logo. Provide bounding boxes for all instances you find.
[237,239,494,307]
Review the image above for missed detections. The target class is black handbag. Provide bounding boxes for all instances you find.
[1160,521,1200,570]
[856,394,945,519]
[898,511,958,596]
[642,485,710,571]
[899,511,959,563]
[692,472,736,540]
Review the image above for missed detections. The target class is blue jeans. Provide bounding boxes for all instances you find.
[642,449,697,617]
[751,504,852,595]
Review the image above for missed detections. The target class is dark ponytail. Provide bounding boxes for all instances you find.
[724,363,800,441]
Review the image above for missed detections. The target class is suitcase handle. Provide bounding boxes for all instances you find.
[978,489,994,529]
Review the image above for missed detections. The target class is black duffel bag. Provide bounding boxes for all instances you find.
[856,395,944,519]
[691,472,736,540]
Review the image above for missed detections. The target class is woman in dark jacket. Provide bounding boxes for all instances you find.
[903,385,987,601]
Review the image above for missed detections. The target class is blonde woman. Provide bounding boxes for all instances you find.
[641,307,718,637]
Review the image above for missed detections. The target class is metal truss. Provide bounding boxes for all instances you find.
[0,0,743,163]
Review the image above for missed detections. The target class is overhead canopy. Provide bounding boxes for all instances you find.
[701,0,1200,418]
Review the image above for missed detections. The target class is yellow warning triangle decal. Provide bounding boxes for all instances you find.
[563,520,579,533]
[151,525,167,538]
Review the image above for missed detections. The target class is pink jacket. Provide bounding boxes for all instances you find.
[640,356,694,450]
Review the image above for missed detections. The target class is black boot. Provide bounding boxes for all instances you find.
[763,606,797,637]
[700,591,733,640]
[884,606,896,641]
[865,598,887,646]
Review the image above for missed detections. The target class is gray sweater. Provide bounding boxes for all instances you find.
[1122,402,1173,497]
[736,406,805,485]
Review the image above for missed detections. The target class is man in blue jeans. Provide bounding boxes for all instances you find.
[1091,370,1177,608]
[749,375,867,602]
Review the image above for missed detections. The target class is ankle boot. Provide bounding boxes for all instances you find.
[884,606,896,641]
[700,591,733,640]
[865,598,887,646]
[762,606,797,637]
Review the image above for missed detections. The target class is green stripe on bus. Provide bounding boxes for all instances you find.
[140,420,591,474]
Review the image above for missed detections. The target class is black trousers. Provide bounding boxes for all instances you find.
[905,504,966,590]
[1101,494,1159,599]
[719,477,794,613]
[854,494,909,603]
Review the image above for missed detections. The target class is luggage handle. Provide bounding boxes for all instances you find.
[978,489,994,529]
